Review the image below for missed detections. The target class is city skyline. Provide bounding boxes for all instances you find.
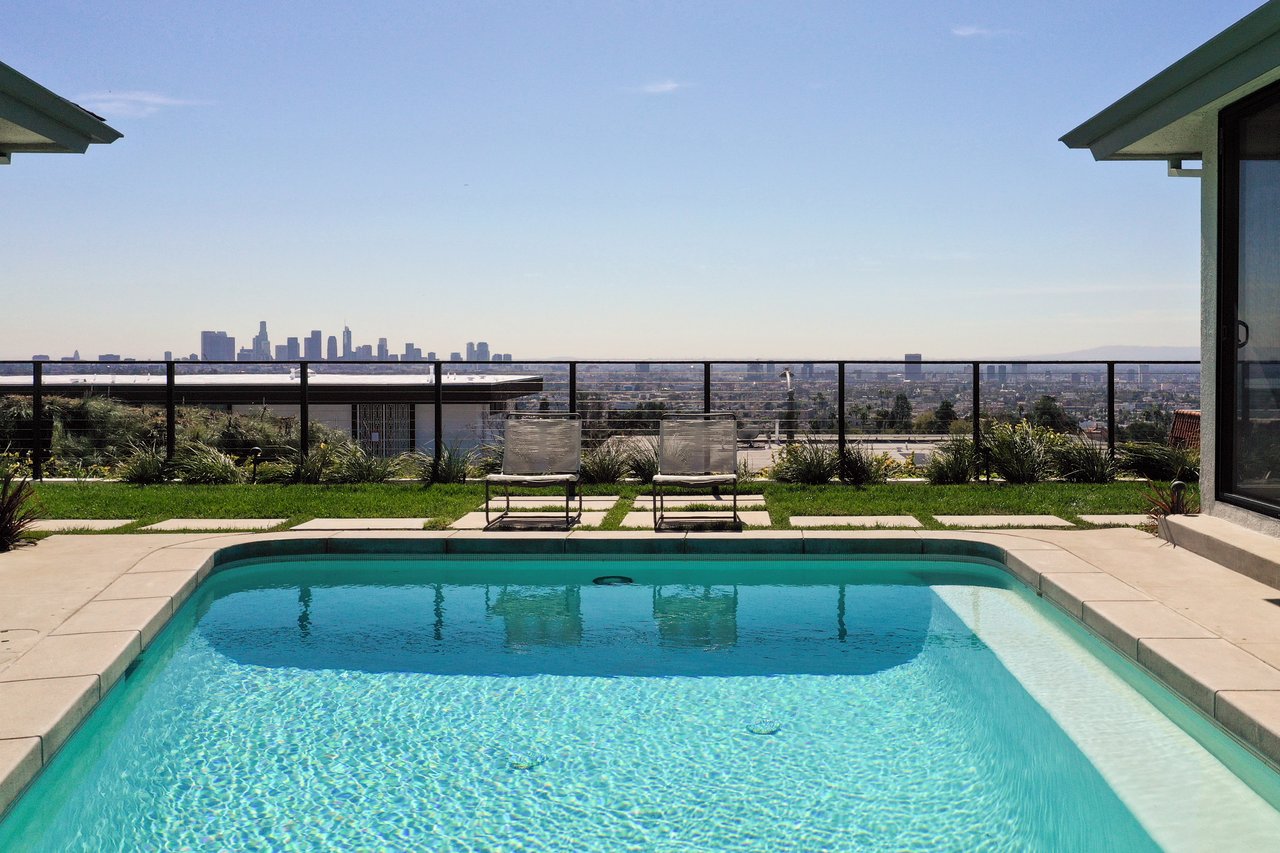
[3,2,1254,358]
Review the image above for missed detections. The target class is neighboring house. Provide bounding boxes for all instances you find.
[0,61,121,164]
[1063,0,1280,535]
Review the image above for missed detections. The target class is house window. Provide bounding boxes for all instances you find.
[1220,81,1280,514]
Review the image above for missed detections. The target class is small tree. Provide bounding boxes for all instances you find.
[1029,395,1075,433]
[888,393,914,432]
[934,400,958,431]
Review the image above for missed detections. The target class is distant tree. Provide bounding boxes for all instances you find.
[888,394,913,432]
[934,400,958,431]
[808,392,836,433]
[1120,406,1174,443]
[1029,395,1075,433]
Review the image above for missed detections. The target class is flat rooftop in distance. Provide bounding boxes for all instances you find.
[0,372,544,404]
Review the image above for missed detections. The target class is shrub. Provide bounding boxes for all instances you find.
[1052,437,1117,484]
[0,473,40,551]
[470,442,504,476]
[926,437,977,485]
[117,446,170,485]
[254,461,297,485]
[581,441,631,485]
[627,437,660,484]
[414,446,471,485]
[1118,442,1200,483]
[1142,479,1199,519]
[771,439,839,485]
[983,420,1061,484]
[839,442,891,486]
[173,443,245,485]
[325,444,403,484]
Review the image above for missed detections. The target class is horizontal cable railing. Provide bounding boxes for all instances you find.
[0,359,1200,479]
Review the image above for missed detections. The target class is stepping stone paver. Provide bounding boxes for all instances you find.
[451,511,607,530]
[291,518,430,531]
[631,495,765,509]
[1079,514,1151,526]
[934,514,1074,528]
[481,496,619,511]
[620,510,772,528]
[141,519,286,531]
[790,515,922,529]
[28,520,133,532]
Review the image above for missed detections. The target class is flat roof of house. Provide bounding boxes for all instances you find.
[0,372,544,405]
[0,61,122,164]
[1061,1,1280,160]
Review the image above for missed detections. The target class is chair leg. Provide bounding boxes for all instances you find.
[652,480,660,531]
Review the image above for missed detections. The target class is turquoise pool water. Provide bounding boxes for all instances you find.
[3,556,1279,851]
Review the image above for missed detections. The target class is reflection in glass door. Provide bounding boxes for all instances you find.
[1224,86,1280,510]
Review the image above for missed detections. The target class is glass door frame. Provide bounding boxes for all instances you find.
[1217,78,1280,518]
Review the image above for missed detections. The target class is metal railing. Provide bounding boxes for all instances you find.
[0,358,1201,479]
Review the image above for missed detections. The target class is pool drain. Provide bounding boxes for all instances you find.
[592,575,634,585]
[747,719,782,736]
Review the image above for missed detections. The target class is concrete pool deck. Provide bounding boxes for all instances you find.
[0,526,1278,815]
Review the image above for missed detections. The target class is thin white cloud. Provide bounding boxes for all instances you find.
[951,25,1017,38]
[74,90,209,118]
[632,80,688,95]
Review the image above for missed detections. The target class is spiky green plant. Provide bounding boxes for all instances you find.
[627,437,660,484]
[925,436,976,485]
[325,444,403,484]
[414,446,472,485]
[1052,437,1117,484]
[771,438,839,485]
[1118,442,1200,483]
[983,421,1061,484]
[173,443,245,485]
[839,442,891,486]
[117,445,170,485]
[581,441,631,485]
[0,473,40,551]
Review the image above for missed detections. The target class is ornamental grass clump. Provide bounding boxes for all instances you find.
[925,437,977,485]
[627,437,660,484]
[414,446,472,485]
[1052,436,1117,484]
[839,442,891,486]
[1118,442,1200,483]
[983,421,1060,485]
[771,438,840,485]
[580,441,631,485]
[173,443,245,485]
[325,444,403,484]
[117,445,170,485]
[0,472,40,552]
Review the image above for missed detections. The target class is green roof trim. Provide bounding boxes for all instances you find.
[0,60,122,164]
[1062,1,1280,160]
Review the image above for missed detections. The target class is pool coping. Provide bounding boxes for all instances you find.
[0,528,1278,816]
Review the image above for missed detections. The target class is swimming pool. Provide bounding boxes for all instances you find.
[2,555,1279,851]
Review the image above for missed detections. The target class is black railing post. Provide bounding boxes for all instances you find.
[703,362,712,413]
[568,362,578,413]
[165,361,176,462]
[1107,362,1117,459]
[433,360,444,480]
[31,361,43,481]
[971,362,981,449]
[837,361,847,479]
[299,361,309,459]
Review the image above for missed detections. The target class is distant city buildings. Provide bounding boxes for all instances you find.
[904,353,923,381]
[104,323,520,364]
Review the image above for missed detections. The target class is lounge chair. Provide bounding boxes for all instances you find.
[485,413,582,530]
[652,412,740,531]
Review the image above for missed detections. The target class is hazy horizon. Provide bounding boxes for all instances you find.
[3,1,1248,359]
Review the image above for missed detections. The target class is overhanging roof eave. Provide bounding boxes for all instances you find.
[1061,1,1280,160]
[0,61,122,156]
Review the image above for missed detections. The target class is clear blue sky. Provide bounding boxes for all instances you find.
[1,1,1261,360]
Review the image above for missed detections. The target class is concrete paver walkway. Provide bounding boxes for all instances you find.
[141,519,286,531]
[790,515,922,528]
[29,520,133,532]
[934,514,1073,528]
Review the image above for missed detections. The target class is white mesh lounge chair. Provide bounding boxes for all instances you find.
[485,413,582,530]
[652,412,740,531]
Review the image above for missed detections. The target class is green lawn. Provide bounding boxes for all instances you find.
[27,480,1170,532]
